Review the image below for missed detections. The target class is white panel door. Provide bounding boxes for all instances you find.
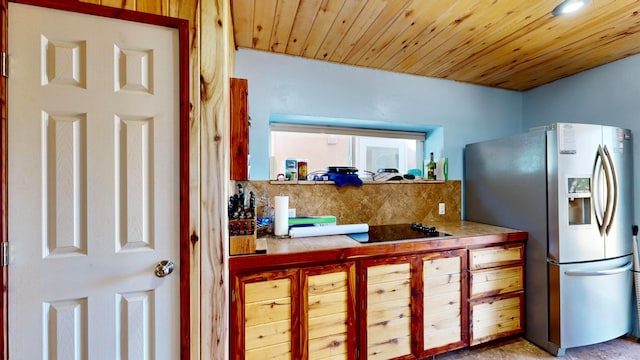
[8,3,180,359]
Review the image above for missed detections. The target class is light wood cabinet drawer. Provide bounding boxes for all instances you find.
[305,270,349,360]
[364,260,412,360]
[469,244,524,269]
[423,254,463,351]
[244,278,294,359]
[469,292,524,345]
[469,265,524,299]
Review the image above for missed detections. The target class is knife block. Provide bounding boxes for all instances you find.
[229,219,257,255]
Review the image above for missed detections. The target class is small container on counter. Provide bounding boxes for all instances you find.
[298,159,308,180]
[285,159,297,181]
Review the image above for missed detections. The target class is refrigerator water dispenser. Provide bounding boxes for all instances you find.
[568,177,591,225]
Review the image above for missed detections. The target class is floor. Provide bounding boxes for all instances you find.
[434,336,640,359]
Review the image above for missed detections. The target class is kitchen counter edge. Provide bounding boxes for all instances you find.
[229,221,527,272]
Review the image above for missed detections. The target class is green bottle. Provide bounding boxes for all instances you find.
[427,152,437,180]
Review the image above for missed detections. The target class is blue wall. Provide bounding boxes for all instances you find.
[523,54,640,231]
[235,49,523,180]
[236,48,640,236]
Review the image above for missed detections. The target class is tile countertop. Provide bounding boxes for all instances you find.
[256,221,525,255]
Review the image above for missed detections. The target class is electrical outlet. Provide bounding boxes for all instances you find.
[438,203,445,215]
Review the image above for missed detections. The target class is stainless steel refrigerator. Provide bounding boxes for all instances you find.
[465,123,634,356]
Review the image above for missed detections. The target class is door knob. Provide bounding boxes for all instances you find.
[155,260,175,278]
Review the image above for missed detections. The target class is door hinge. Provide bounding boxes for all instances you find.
[1,52,7,78]
[1,242,8,266]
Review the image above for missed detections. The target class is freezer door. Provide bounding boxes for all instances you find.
[602,126,633,259]
[549,123,605,263]
[548,256,633,354]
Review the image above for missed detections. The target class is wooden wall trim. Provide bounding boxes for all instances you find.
[187,2,202,360]
[199,0,231,359]
[1,0,8,358]
[177,9,192,359]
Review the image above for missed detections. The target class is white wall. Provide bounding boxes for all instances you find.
[523,53,640,230]
[235,49,523,180]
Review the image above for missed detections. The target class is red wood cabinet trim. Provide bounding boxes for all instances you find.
[229,232,527,272]
[1,0,8,358]
[230,77,249,180]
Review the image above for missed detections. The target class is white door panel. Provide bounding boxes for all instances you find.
[8,3,180,359]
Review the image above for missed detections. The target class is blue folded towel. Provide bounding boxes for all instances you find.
[327,173,363,187]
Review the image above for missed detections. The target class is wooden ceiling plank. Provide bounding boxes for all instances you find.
[491,33,640,91]
[412,0,556,78]
[482,18,640,90]
[395,0,544,75]
[367,0,465,71]
[313,0,369,61]
[442,0,636,83]
[285,0,325,55]
[328,0,390,63]
[269,0,301,53]
[230,0,640,91]
[378,0,490,73]
[492,9,640,79]
[252,0,278,50]
[356,0,451,67]
[458,7,640,86]
[231,0,255,48]
[301,0,347,58]
[341,0,413,64]
[440,15,554,82]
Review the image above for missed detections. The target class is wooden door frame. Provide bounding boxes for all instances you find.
[0,1,191,359]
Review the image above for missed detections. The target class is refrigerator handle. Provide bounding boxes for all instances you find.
[564,262,632,276]
[593,145,606,235]
[603,145,618,234]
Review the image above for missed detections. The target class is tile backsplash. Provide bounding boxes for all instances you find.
[237,181,461,225]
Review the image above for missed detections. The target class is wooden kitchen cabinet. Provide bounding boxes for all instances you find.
[419,249,467,357]
[301,263,357,359]
[229,229,528,359]
[230,77,249,180]
[231,262,357,360]
[360,250,467,360]
[360,256,413,360]
[231,268,299,359]
[468,243,525,345]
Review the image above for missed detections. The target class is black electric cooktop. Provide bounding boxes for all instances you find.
[348,223,451,243]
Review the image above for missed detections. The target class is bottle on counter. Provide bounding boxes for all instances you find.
[426,152,437,180]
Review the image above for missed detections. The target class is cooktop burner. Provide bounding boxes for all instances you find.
[348,223,451,243]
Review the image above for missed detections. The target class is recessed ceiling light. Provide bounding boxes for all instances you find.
[552,0,592,16]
